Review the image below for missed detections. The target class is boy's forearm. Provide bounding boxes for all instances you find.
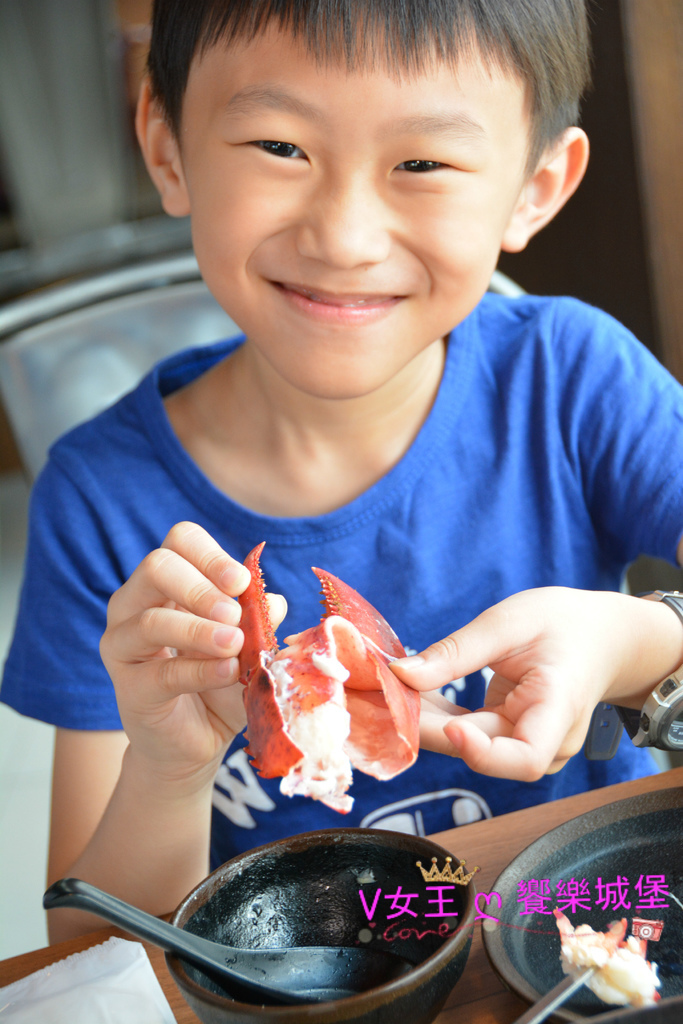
[47,747,216,943]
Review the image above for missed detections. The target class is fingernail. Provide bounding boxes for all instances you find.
[221,564,251,593]
[216,657,239,679]
[214,625,240,649]
[445,724,462,750]
[394,655,425,670]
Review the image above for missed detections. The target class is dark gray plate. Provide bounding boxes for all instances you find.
[482,787,683,1020]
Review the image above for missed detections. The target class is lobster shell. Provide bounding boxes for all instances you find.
[237,543,420,812]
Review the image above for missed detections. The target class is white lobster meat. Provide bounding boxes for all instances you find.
[554,909,661,1008]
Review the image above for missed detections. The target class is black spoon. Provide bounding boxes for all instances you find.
[43,878,412,1005]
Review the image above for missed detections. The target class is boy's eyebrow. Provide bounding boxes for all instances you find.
[379,112,487,144]
[224,85,487,142]
[224,85,326,124]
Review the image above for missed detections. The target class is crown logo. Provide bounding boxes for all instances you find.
[416,856,480,885]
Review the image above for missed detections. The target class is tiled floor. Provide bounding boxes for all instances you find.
[0,470,54,959]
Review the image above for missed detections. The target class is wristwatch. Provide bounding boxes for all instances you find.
[615,591,683,752]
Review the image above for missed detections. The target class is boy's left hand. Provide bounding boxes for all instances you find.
[391,587,683,781]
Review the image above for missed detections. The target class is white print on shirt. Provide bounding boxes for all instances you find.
[212,748,276,828]
[439,666,494,705]
[360,788,492,836]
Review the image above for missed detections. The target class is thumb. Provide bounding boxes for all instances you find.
[391,590,542,691]
[266,593,288,630]
[391,622,492,691]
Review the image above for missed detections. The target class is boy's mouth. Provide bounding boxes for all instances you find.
[271,280,404,326]
[273,281,402,308]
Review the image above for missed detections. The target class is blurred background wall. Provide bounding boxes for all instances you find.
[0,1,172,293]
[0,0,183,472]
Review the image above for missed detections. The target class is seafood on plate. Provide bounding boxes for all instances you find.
[553,908,661,1008]
[237,543,421,813]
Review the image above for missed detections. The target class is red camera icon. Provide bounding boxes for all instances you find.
[631,917,664,941]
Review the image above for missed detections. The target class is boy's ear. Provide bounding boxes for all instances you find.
[135,78,191,218]
[501,128,589,253]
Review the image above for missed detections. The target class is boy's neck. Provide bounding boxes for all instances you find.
[165,335,446,517]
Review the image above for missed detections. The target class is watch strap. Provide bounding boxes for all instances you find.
[584,703,624,759]
[654,591,683,627]
[615,704,643,741]
[616,591,683,746]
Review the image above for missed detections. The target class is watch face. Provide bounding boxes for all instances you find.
[664,707,683,749]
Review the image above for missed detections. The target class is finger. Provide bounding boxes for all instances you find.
[443,719,539,779]
[103,606,244,663]
[108,544,245,626]
[203,682,248,736]
[420,705,512,756]
[389,598,528,692]
[161,522,251,595]
[446,718,573,778]
[131,651,243,703]
[266,593,288,630]
[442,694,572,781]
[421,690,469,714]
[418,695,470,755]
[482,671,516,706]
[390,591,545,691]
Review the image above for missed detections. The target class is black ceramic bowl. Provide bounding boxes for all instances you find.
[166,828,476,1024]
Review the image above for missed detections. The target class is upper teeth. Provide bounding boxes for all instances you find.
[299,289,374,307]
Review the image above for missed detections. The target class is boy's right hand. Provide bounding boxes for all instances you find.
[99,522,286,784]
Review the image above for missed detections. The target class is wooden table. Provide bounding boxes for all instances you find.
[2,766,682,1023]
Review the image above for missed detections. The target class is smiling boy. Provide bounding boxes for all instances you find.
[3,0,683,942]
[152,24,585,517]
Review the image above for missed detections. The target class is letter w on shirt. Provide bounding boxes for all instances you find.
[212,749,276,828]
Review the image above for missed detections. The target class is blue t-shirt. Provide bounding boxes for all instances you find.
[3,293,681,868]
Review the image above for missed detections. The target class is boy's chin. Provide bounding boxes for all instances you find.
[240,321,447,403]
[287,372,393,402]
[274,352,441,404]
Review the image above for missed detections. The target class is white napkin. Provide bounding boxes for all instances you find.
[0,937,177,1023]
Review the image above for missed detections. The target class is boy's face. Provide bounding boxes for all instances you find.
[152,28,541,400]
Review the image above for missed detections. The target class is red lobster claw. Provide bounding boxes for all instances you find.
[238,543,420,813]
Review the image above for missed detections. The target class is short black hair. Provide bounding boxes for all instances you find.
[148,0,591,171]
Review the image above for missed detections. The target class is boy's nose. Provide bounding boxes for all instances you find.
[296,181,392,269]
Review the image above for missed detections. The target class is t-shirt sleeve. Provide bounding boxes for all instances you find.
[555,299,683,566]
[0,455,125,729]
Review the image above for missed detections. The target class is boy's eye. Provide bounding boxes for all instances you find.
[397,160,444,173]
[254,140,305,159]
